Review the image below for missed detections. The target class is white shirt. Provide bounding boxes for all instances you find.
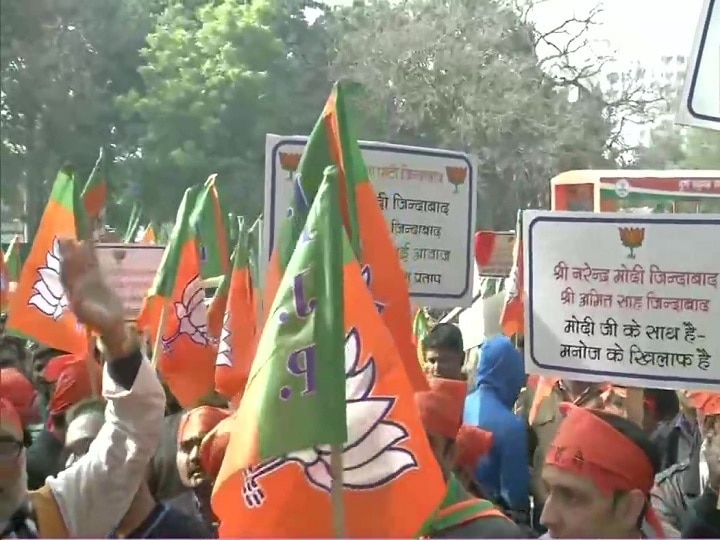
[45,356,165,538]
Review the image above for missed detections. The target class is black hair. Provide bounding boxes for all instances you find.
[423,323,464,354]
[644,388,679,422]
[591,410,661,530]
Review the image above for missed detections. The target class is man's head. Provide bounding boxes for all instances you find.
[0,398,29,521]
[30,345,66,399]
[176,406,230,489]
[540,406,662,539]
[0,367,41,428]
[62,399,105,468]
[0,337,24,370]
[422,323,464,380]
[415,377,466,477]
[643,388,679,434]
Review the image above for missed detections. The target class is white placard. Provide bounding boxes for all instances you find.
[523,210,720,390]
[96,243,166,320]
[677,0,720,131]
[263,134,477,308]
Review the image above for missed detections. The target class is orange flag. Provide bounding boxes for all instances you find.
[213,187,444,536]
[136,187,215,407]
[264,82,427,392]
[500,211,524,337]
[7,167,87,353]
[213,229,258,399]
[140,224,156,244]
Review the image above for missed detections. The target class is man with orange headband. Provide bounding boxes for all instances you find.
[174,405,231,534]
[0,238,165,539]
[540,403,666,538]
[651,391,720,538]
[416,377,526,538]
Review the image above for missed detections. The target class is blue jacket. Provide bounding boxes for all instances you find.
[463,336,529,512]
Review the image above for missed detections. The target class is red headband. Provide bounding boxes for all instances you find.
[455,425,493,468]
[415,378,467,439]
[0,397,23,440]
[547,403,664,537]
[686,391,720,415]
[178,406,231,444]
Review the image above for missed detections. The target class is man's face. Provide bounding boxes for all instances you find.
[176,436,208,489]
[424,347,463,380]
[540,466,641,538]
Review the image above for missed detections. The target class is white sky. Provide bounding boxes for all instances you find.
[323,0,705,69]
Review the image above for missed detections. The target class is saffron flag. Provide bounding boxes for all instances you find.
[81,147,108,219]
[212,171,445,537]
[500,211,524,337]
[140,223,157,244]
[136,187,215,407]
[264,82,427,392]
[7,167,87,353]
[190,174,230,281]
[214,223,259,399]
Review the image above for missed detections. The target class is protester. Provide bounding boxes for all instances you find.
[0,238,165,538]
[539,403,666,538]
[651,390,701,472]
[148,410,191,510]
[61,399,213,538]
[416,377,526,538]
[422,324,466,381]
[651,391,720,538]
[0,367,41,427]
[464,335,529,516]
[0,336,26,370]
[174,405,231,533]
[25,355,103,490]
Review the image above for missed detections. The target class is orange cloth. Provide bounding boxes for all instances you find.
[44,353,85,382]
[48,360,103,416]
[686,391,720,415]
[455,425,494,468]
[199,415,233,479]
[0,397,23,439]
[0,367,36,426]
[415,377,467,439]
[546,403,664,538]
[177,406,231,444]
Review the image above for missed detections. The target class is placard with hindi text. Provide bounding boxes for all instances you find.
[523,210,720,390]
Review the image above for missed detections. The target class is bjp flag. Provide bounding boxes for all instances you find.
[7,167,87,353]
[213,171,444,537]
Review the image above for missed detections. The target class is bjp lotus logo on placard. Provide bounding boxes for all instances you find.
[445,166,466,193]
[279,152,302,182]
[618,227,645,259]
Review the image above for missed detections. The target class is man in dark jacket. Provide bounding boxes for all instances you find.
[651,392,720,538]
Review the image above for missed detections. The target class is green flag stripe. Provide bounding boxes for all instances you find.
[255,166,347,458]
[149,186,199,298]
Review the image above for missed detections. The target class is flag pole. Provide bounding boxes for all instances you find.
[151,301,169,369]
[329,446,347,537]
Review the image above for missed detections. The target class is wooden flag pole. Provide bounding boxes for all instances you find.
[151,301,169,369]
[329,446,347,537]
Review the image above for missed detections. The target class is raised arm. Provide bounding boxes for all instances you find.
[43,239,165,538]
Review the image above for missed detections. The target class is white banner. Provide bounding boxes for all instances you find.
[263,134,478,308]
[523,210,720,390]
[677,0,720,131]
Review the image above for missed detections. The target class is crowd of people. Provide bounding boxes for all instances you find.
[0,239,718,538]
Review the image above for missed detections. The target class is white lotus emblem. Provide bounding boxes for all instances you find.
[240,327,418,508]
[216,311,232,367]
[162,275,210,352]
[27,237,70,321]
[361,264,385,314]
[504,264,519,303]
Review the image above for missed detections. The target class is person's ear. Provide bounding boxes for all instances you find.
[614,489,646,531]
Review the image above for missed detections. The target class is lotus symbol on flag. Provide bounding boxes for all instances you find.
[240,328,418,508]
[28,237,70,321]
[216,311,232,368]
[361,264,386,315]
[163,275,210,351]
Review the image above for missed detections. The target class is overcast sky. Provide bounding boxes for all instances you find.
[323,0,705,69]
